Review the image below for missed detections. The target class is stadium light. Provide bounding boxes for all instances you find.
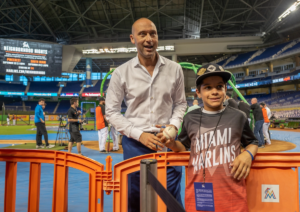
[278,0,300,21]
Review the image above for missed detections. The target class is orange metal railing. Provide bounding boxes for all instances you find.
[0,149,112,212]
[104,152,300,212]
[1,150,300,212]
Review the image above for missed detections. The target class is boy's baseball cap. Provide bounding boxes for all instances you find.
[196,63,232,86]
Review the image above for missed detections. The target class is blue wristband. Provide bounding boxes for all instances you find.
[245,150,254,161]
[78,120,80,123]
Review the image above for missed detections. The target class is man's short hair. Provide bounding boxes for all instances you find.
[38,98,45,103]
[70,97,79,105]
[260,102,266,107]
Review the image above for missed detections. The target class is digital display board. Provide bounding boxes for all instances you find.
[0,38,62,76]
[82,92,104,97]
[27,92,57,97]
[0,91,24,96]
[60,93,79,97]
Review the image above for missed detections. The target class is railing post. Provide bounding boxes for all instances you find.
[52,164,69,212]
[140,159,157,212]
[28,162,41,212]
[4,161,17,212]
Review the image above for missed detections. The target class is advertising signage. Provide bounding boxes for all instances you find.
[27,92,57,97]
[0,38,62,76]
[60,93,79,97]
[82,92,104,97]
[0,91,24,95]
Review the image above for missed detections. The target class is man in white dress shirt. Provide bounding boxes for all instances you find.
[106,18,187,211]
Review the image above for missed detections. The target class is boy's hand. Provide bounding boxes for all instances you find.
[156,133,175,149]
[230,151,252,180]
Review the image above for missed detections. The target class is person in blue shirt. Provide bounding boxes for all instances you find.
[35,98,54,149]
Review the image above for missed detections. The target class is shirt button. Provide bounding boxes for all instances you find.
[151,97,153,99]
[151,111,153,113]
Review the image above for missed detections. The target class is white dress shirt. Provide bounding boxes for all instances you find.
[106,54,187,142]
[266,107,271,119]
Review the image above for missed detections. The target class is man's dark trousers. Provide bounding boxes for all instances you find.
[254,120,265,146]
[122,135,183,212]
[35,122,49,146]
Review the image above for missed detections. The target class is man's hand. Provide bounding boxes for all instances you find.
[77,110,82,114]
[155,124,178,133]
[230,151,253,180]
[156,133,176,149]
[139,133,164,151]
[41,120,45,124]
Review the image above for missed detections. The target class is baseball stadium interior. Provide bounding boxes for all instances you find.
[1,0,300,211]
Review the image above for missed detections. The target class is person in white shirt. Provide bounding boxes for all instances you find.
[106,18,186,212]
[264,103,272,140]
[6,114,10,126]
[187,100,200,113]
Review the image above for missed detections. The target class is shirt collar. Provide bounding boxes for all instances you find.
[133,52,165,68]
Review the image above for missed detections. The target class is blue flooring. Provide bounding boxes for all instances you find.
[0,130,299,211]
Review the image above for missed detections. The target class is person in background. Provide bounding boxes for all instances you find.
[260,102,271,145]
[35,99,54,149]
[42,103,46,117]
[96,97,108,153]
[224,91,239,109]
[187,100,200,113]
[106,18,186,211]
[238,101,251,124]
[6,114,10,126]
[264,103,272,139]
[110,126,119,151]
[12,114,16,126]
[67,97,83,155]
[250,98,265,148]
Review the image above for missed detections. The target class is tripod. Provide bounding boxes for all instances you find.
[55,118,69,146]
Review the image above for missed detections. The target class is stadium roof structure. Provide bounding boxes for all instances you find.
[0,0,299,45]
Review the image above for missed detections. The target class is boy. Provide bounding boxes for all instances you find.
[158,63,258,212]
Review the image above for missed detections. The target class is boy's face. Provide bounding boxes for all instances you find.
[196,76,226,111]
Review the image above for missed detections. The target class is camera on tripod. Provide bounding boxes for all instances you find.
[58,115,67,121]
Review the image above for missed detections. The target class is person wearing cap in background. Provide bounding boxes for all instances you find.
[158,63,258,212]
[96,97,108,153]
[224,91,239,109]
[187,99,200,113]
[238,100,251,125]
[106,18,186,211]
[260,102,271,145]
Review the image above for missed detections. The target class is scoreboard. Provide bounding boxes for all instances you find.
[0,38,62,76]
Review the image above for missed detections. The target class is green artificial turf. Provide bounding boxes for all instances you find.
[0,125,56,135]
[3,143,75,151]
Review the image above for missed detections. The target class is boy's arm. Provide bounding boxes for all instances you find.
[231,118,258,180]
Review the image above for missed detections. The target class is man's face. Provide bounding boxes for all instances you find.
[130,19,158,59]
[42,105,45,109]
[251,99,256,104]
[196,76,226,110]
[40,101,45,106]
[74,100,79,107]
